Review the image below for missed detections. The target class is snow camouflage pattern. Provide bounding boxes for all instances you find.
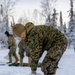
[18,25,68,75]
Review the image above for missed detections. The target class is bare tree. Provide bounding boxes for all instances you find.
[18,11,29,25]
[18,17,28,25]
[41,0,57,24]
[32,9,39,24]
[18,9,39,25]
[3,0,18,16]
[1,0,19,31]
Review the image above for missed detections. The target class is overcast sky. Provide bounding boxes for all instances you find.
[13,0,75,23]
[1,0,74,24]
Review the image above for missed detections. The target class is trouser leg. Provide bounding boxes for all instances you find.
[41,45,67,75]
[18,47,24,66]
[8,50,12,63]
[20,57,23,66]
[9,56,12,63]
[11,46,19,63]
[28,57,31,66]
[14,53,19,62]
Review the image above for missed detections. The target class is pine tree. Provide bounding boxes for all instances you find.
[70,0,74,21]
[1,5,3,16]
[63,22,67,34]
[67,0,75,47]
[60,11,63,26]
[51,8,58,28]
[58,11,64,33]
[68,0,75,33]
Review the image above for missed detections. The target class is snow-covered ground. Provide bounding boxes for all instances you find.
[0,46,75,75]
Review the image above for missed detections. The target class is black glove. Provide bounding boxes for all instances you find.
[26,49,30,57]
[8,46,10,49]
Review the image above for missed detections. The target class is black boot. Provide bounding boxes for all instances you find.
[47,73,51,75]
[47,72,54,75]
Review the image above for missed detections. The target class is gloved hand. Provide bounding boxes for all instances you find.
[8,46,10,49]
[26,52,30,57]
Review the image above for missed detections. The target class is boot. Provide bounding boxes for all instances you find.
[28,57,31,66]
[47,73,50,75]
[20,57,23,66]
[47,73,55,75]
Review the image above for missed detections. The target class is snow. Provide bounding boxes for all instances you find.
[57,46,75,75]
[0,48,44,75]
[0,46,75,75]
